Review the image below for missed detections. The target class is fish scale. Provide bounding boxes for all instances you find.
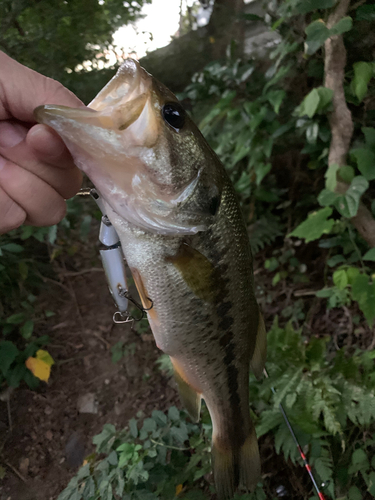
[35,58,267,500]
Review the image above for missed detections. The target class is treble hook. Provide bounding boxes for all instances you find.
[118,286,154,315]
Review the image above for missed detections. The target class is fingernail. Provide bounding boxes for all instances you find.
[0,123,25,148]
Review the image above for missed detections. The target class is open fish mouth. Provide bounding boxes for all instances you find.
[34,59,159,152]
[34,59,209,235]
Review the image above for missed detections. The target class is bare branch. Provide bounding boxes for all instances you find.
[324,0,375,247]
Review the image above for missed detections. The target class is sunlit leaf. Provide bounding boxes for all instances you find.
[25,349,55,382]
[289,207,334,242]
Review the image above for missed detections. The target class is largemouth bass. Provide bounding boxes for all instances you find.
[35,59,266,499]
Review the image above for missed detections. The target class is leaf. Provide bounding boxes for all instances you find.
[363,248,375,261]
[318,188,340,207]
[305,20,330,55]
[348,486,363,500]
[333,269,348,290]
[25,349,55,382]
[325,163,339,191]
[129,418,138,438]
[351,274,375,325]
[334,176,369,218]
[0,243,24,253]
[0,341,19,377]
[351,61,374,102]
[289,207,334,242]
[6,312,27,324]
[48,225,58,244]
[362,127,375,149]
[142,418,157,433]
[20,320,34,339]
[296,0,335,14]
[168,406,180,422]
[350,148,375,180]
[299,88,320,117]
[338,165,355,183]
[266,90,286,114]
[316,86,334,108]
[329,16,353,36]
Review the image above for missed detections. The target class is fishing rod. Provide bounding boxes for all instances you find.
[263,368,327,500]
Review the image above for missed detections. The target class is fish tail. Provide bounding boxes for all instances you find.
[212,424,260,500]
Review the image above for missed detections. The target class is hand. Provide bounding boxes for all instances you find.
[0,52,84,234]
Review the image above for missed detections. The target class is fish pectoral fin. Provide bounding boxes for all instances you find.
[212,425,260,500]
[166,243,215,302]
[250,309,267,380]
[170,357,201,423]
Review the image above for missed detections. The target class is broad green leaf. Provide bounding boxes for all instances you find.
[289,207,334,243]
[329,16,353,36]
[266,90,286,114]
[351,274,375,325]
[338,165,355,183]
[0,341,19,377]
[351,61,374,102]
[333,176,368,218]
[348,486,363,500]
[168,406,180,422]
[337,176,369,217]
[363,127,375,148]
[363,248,375,261]
[333,269,348,290]
[142,418,157,433]
[350,148,375,180]
[305,20,330,55]
[316,86,333,108]
[325,163,339,191]
[299,88,320,117]
[327,255,345,267]
[20,320,34,339]
[346,267,360,284]
[0,243,24,253]
[318,188,340,207]
[296,0,335,15]
[6,312,26,324]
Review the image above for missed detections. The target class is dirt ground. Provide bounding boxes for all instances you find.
[0,240,179,500]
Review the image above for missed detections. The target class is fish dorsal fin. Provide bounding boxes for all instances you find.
[166,243,215,302]
[170,357,202,423]
[250,310,267,380]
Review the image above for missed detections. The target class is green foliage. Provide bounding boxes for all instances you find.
[289,207,334,242]
[252,319,375,498]
[304,17,353,55]
[58,407,214,500]
[61,321,375,499]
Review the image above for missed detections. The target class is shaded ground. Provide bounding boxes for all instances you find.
[0,233,178,500]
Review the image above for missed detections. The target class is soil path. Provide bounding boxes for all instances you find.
[0,242,178,500]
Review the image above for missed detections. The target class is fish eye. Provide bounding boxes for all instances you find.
[162,103,186,131]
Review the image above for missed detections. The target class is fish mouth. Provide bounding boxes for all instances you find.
[34,59,159,153]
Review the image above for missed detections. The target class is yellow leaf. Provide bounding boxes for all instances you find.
[36,349,54,367]
[175,484,183,496]
[209,36,215,44]
[25,350,54,382]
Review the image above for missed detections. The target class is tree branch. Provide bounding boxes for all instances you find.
[324,0,375,247]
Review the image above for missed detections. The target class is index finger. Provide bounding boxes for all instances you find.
[0,51,85,123]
